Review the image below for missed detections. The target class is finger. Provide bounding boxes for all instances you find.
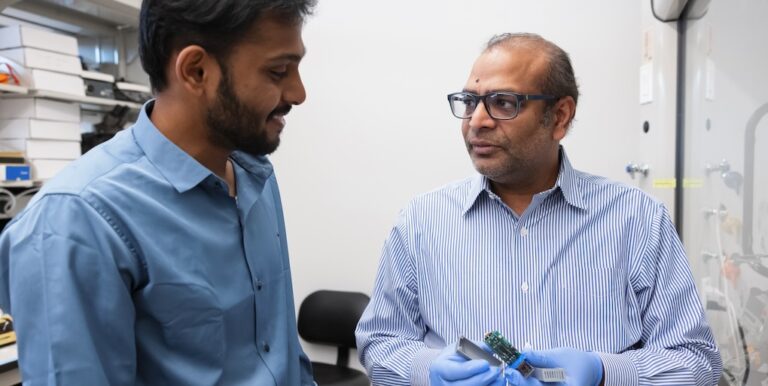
[522,350,559,368]
[445,352,475,362]
[448,367,503,386]
[489,371,507,386]
[504,367,544,386]
[438,359,491,381]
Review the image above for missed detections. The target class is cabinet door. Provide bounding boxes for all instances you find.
[622,0,681,215]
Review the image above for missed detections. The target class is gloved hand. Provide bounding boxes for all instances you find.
[504,348,603,386]
[429,342,505,386]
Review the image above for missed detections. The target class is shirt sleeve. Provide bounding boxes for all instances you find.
[299,351,314,385]
[355,207,440,386]
[0,193,142,386]
[600,203,722,386]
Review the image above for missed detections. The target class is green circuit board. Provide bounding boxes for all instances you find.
[483,330,534,377]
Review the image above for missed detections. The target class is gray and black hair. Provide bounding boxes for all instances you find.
[485,33,579,127]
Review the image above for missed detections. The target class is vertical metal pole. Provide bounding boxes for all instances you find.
[674,15,687,238]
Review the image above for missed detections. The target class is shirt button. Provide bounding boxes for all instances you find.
[263,342,270,352]
[256,280,263,291]
[520,227,529,237]
[524,341,532,350]
[521,282,529,292]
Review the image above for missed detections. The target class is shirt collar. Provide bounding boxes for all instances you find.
[462,174,491,214]
[229,151,274,191]
[555,147,587,210]
[132,101,211,193]
[133,101,277,195]
[462,147,587,215]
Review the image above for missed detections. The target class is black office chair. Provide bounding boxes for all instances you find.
[298,290,370,386]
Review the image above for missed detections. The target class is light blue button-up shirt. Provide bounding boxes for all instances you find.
[356,149,721,386]
[0,102,313,385]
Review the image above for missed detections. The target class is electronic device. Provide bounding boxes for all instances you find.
[484,331,535,377]
[114,81,152,104]
[484,330,567,383]
[455,336,502,366]
[81,70,115,99]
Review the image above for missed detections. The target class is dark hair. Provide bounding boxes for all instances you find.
[139,0,317,92]
[485,33,579,127]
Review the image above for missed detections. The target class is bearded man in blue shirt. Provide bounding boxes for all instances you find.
[356,33,722,386]
[0,1,317,385]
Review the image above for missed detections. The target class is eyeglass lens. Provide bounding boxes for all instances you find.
[449,93,520,119]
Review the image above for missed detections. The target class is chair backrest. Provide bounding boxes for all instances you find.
[298,290,370,366]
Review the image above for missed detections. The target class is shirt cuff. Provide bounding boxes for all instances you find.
[597,352,639,386]
[410,347,441,386]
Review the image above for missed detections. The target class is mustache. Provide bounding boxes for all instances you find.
[269,105,292,118]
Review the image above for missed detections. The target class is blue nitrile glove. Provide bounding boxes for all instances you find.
[429,342,505,386]
[504,348,603,386]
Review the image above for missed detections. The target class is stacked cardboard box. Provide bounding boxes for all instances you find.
[0,25,84,96]
[0,26,83,181]
[0,98,81,181]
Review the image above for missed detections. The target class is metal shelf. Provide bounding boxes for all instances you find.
[0,83,27,95]
[0,88,142,110]
[33,90,143,110]
[2,0,140,32]
[0,180,34,188]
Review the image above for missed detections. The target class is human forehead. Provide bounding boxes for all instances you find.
[462,47,547,94]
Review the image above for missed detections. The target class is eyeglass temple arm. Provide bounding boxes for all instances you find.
[522,94,557,101]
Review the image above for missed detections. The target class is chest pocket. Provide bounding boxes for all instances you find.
[559,267,618,298]
[553,267,628,350]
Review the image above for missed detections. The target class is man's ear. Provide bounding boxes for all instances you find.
[172,45,220,96]
[551,96,576,140]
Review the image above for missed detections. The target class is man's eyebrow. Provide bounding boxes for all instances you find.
[268,50,306,63]
[461,89,521,94]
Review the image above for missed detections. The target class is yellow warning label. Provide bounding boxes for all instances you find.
[653,179,677,189]
[683,178,704,188]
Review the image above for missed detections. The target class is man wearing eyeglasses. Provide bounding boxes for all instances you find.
[356,33,721,386]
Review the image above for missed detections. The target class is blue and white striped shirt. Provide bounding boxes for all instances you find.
[355,149,721,386]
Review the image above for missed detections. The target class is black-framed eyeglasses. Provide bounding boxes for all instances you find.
[447,91,556,120]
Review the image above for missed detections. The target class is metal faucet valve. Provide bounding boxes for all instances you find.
[705,159,730,176]
[625,163,650,179]
[703,204,728,219]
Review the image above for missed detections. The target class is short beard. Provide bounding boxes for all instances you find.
[206,65,278,156]
[471,108,557,183]
[472,152,529,183]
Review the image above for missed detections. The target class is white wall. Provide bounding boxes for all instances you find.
[271,0,643,369]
